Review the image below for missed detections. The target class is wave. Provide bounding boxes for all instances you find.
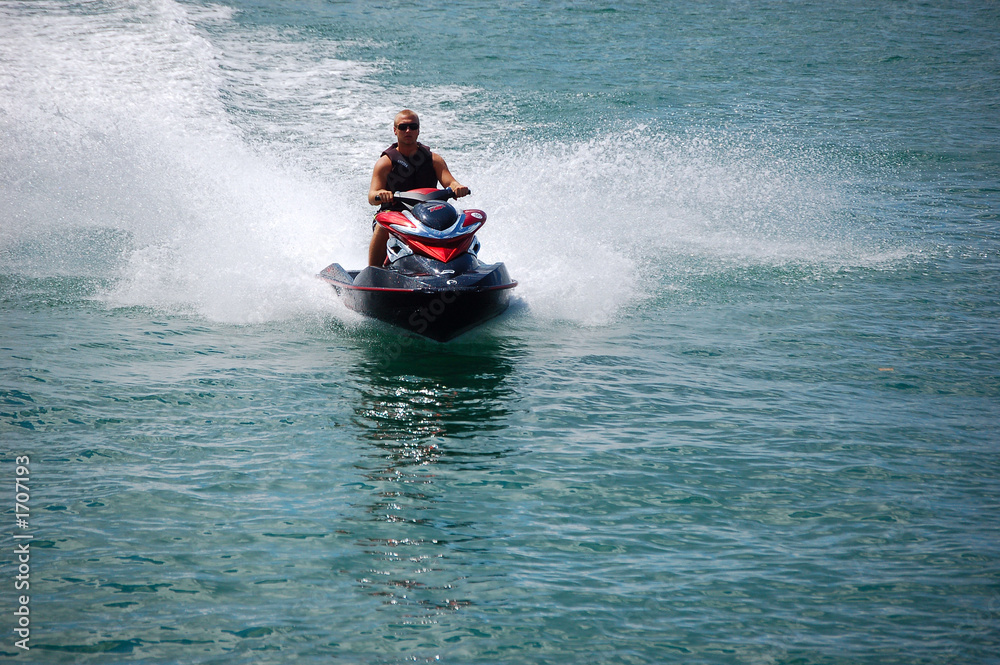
[467,127,904,322]
[0,0,364,323]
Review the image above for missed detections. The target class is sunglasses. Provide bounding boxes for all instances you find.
[395,122,420,132]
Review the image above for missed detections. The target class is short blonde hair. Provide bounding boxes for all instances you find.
[394,109,419,127]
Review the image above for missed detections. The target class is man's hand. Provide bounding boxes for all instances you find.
[372,189,393,205]
[450,184,470,198]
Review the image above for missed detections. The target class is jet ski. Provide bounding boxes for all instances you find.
[320,188,517,342]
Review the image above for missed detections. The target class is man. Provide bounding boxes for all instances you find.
[367,109,470,266]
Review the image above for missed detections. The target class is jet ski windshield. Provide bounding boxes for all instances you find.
[412,201,459,231]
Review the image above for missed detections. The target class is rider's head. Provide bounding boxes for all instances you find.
[393,109,420,143]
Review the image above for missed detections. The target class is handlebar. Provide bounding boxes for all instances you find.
[374,187,466,204]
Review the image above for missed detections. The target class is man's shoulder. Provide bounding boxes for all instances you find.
[372,153,393,175]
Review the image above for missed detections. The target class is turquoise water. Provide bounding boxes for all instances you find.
[2,1,999,663]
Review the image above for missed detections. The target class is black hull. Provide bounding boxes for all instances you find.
[320,260,516,342]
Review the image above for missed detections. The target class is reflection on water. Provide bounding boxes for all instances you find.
[345,333,521,635]
[351,333,519,437]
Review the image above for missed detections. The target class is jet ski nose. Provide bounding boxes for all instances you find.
[412,201,459,231]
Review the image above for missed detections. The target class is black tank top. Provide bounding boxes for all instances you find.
[381,143,437,209]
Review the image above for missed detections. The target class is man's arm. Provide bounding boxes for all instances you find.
[368,155,394,205]
[432,153,470,198]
